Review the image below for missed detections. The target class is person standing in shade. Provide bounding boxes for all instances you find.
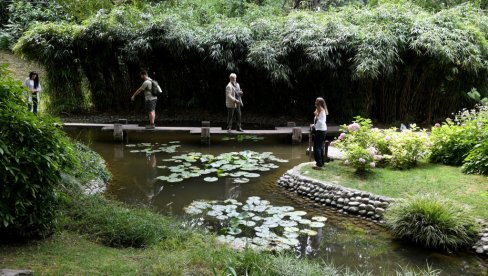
[225,73,244,132]
[312,97,328,170]
[23,71,41,113]
[131,70,157,129]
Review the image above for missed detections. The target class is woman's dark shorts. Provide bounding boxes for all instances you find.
[145,99,157,113]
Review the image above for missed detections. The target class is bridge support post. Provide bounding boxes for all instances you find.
[113,123,124,142]
[119,119,128,143]
[324,140,330,163]
[292,127,302,144]
[201,127,211,144]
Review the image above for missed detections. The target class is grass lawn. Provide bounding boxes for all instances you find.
[0,230,348,276]
[301,161,488,219]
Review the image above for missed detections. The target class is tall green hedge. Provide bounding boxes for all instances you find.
[13,2,488,123]
[0,65,77,239]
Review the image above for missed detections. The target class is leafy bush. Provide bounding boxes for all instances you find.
[386,125,430,169]
[0,65,77,239]
[462,137,488,175]
[384,195,480,251]
[430,106,488,175]
[61,195,171,248]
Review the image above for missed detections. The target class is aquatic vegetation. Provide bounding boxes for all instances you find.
[184,197,327,252]
[222,135,264,142]
[126,141,180,154]
[156,151,288,183]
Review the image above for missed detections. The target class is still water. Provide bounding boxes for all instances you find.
[66,128,487,275]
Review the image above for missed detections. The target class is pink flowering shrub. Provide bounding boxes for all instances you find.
[332,116,431,171]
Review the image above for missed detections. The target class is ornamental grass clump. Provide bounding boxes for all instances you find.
[384,195,480,252]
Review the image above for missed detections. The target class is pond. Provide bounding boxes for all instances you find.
[66,128,487,275]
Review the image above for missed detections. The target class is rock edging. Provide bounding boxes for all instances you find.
[277,162,488,256]
[277,162,393,223]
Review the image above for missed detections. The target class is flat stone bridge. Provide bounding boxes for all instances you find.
[63,121,340,144]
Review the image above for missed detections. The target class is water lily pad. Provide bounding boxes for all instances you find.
[242,172,260,178]
[207,210,222,217]
[283,232,299,239]
[299,229,318,236]
[184,207,202,215]
[284,226,300,232]
[167,178,184,183]
[309,222,325,228]
[233,178,249,184]
[311,216,327,222]
[204,177,218,182]
[242,221,256,227]
[287,211,307,216]
[227,228,242,235]
[298,219,312,225]
[279,220,298,227]
[216,215,228,220]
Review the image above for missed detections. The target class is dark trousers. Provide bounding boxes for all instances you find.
[28,96,38,113]
[314,130,326,167]
[227,106,241,130]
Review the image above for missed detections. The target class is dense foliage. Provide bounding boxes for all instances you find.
[430,106,488,174]
[0,0,71,49]
[0,65,77,239]
[384,195,480,251]
[11,1,488,123]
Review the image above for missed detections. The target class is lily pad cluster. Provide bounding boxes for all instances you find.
[184,196,327,252]
[126,141,181,154]
[156,151,288,183]
[222,135,264,142]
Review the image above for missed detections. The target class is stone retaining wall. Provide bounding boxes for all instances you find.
[277,162,488,256]
[277,163,393,223]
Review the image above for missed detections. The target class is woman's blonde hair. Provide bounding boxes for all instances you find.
[316,97,329,115]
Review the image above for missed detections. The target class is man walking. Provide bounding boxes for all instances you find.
[131,70,157,129]
[225,73,244,132]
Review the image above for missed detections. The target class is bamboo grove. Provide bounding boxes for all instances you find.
[13,2,488,123]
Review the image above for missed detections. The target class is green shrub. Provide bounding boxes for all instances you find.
[384,195,480,251]
[386,125,430,169]
[0,65,77,239]
[61,195,171,248]
[462,138,488,175]
[430,106,488,175]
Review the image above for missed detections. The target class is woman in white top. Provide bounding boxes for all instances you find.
[23,71,41,113]
[313,97,328,169]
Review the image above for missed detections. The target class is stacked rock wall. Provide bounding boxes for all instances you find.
[277,163,392,222]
